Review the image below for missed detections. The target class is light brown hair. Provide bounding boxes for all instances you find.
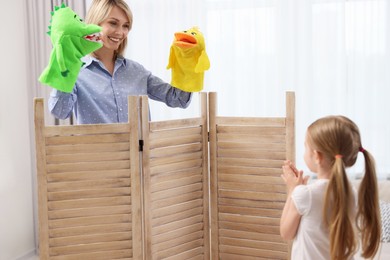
[85,0,133,56]
[307,115,380,259]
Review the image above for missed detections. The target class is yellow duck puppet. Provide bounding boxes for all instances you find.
[167,27,210,92]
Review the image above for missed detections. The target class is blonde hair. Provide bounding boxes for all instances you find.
[307,115,380,259]
[85,0,133,57]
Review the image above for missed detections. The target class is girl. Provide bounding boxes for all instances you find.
[280,115,381,259]
[49,0,192,124]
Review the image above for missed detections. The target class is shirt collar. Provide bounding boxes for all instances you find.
[81,55,127,68]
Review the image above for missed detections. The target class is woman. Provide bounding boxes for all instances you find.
[49,0,192,124]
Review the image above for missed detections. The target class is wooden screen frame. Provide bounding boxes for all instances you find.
[209,91,295,260]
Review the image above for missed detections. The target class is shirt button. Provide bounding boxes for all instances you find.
[119,108,122,111]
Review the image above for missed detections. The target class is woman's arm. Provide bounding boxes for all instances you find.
[147,74,192,109]
[48,88,77,120]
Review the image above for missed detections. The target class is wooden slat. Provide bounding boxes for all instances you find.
[218,157,284,168]
[46,151,129,164]
[217,133,285,143]
[216,116,285,126]
[48,187,130,201]
[217,141,286,150]
[44,123,130,136]
[218,198,284,210]
[163,247,203,260]
[150,143,202,158]
[49,240,131,256]
[45,133,130,145]
[49,223,132,238]
[217,125,286,135]
[152,183,202,202]
[219,221,279,235]
[152,199,203,218]
[150,127,201,140]
[152,207,203,227]
[152,215,203,236]
[48,196,131,210]
[219,181,285,193]
[153,223,204,245]
[46,160,130,173]
[153,239,204,259]
[219,213,280,226]
[219,253,270,260]
[220,237,287,252]
[151,175,202,193]
[217,149,286,160]
[150,159,202,175]
[151,167,202,185]
[46,142,130,155]
[48,205,131,220]
[219,244,288,259]
[49,232,132,247]
[150,118,202,131]
[150,135,203,149]
[152,231,203,253]
[219,229,284,244]
[217,165,281,176]
[219,190,286,202]
[49,214,131,229]
[151,190,203,210]
[150,151,202,168]
[218,205,282,218]
[218,173,284,185]
[47,178,131,192]
[47,169,130,182]
[50,249,133,260]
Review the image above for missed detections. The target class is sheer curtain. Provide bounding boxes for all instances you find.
[125,0,390,178]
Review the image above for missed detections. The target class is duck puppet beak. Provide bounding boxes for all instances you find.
[173,32,197,48]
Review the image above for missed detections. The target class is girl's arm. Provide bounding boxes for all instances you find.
[280,161,309,240]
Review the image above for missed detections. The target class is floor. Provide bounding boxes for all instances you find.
[20,245,390,260]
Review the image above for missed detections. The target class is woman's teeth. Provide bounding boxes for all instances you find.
[108,36,120,42]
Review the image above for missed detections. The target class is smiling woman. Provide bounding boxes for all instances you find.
[48,0,194,125]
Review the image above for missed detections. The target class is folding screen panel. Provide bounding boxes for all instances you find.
[141,93,211,259]
[209,92,295,260]
[34,97,142,260]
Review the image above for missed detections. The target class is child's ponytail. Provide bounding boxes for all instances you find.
[324,156,356,259]
[357,148,381,258]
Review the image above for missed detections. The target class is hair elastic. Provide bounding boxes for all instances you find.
[335,154,343,159]
[359,147,365,153]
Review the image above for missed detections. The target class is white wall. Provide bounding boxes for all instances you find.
[0,0,35,259]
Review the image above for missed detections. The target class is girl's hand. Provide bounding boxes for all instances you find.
[281,160,309,194]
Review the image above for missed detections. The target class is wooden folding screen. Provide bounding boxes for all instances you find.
[141,93,210,259]
[34,97,142,259]
[209,92,295,260]
[35,92,294,260]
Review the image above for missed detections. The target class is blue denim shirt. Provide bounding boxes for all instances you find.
[48,56,192,124]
